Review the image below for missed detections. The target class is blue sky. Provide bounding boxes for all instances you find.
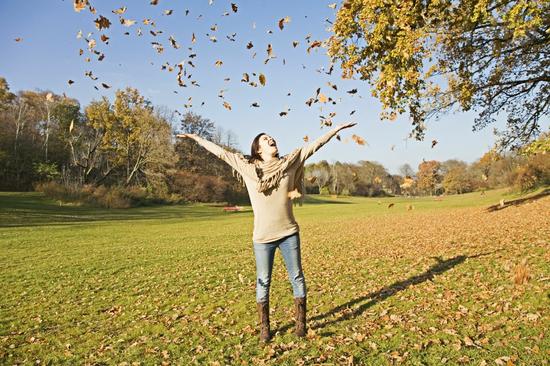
[0,0,521,174]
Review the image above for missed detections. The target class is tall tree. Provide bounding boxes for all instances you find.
[417,160,442,195]
[328,0,549,149]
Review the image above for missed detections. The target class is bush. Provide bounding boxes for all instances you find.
[34,182,181,208]
[167,171,230,202]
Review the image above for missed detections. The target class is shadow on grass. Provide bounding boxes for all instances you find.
[0,192,246,228]
[486,188,549,212]
[274,250,499,334]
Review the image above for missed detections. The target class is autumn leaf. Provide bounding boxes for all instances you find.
[318,93,328,103]
[231,3,238,12]
[278,16,291,31]
[68,79,75,85]
[251,102,260,108]
[259,73,266,86]
[347,89,358,94]
[246,41,254,49]
[328,3,337,9]
[431,140,438,148]
[73,0,88,13]
[214,60,223,67]
[191,33,196,43]
[121,18,136,27]
[14,37,22,42]
[303,135,309,142]
[101,82,111,89]
[112,6,126,15]
[169,35,180,49]
[292,41,299,48]
[307,40,322,53]
[223,101,232,110]
[94,15,111,30]
[163,9,173,16]
[352,134,367,146]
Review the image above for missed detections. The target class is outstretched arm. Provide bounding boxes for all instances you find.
[176,133,251,177]
[299,122,357,162]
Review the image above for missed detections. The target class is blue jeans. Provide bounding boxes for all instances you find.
[253,232,307,303]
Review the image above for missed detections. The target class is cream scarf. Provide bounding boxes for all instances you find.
[231,148,306,206]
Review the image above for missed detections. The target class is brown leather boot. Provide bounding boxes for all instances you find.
[257,301,271,343]
[294,296,306,337]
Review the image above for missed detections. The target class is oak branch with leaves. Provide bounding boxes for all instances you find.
[327,0,549,149]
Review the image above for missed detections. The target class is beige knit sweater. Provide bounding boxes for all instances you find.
[192,127,340,243]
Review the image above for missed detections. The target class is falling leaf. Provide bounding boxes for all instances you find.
[318,93,328,103]
[73,0,88,13]
[278,16,291,31]
[100,34,109,42]
[68,80,74,85]
[303,136,309,142]
[214,60,223,67]
[388,203,394,208]
[241,73,250,82]
[328,3,337,9]
[121,18,136,27]
[279,111,288,117]
[306,40,322,53]
[246,41,254,49]
[150,0,159,4]
[191,33,196,43]
[166,35,179,49]
[259,73,266,86]
[14,37,22,42]
[231,3,238,12]
[431,140,438,148]
[352,134,367,146]
[101,82,111,89]
[112,6,126,15]
[164,9,173,16]
[223,101,232,110]
[94,15,111,30]
[347,88,358,94]
[251,102,260,108]
[267,44,273,58]
[292,41,299,48]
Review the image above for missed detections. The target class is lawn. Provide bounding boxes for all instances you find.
[1,188,549,365]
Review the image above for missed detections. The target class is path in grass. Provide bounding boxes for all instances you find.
[1,188,548,365]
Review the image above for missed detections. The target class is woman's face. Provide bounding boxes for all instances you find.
[258,134,278,157]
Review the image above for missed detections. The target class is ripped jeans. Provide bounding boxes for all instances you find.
[253,232,307,303]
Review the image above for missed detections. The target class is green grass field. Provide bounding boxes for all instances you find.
[1,188,549,365]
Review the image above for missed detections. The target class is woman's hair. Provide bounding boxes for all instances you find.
[249,132,279,163]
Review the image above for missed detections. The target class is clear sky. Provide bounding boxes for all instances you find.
[1,0,523,174]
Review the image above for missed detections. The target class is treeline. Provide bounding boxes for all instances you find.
[0,77,548,207]
[304,147,549,197]
[0,77,246,207]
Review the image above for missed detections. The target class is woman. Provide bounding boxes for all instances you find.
[177,122,356,343]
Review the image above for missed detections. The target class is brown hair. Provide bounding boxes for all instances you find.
[249,132,279,163]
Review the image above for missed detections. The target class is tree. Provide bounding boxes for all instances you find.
[441,160,473,194]
[328,0,549,149]
[399,163,415,178]
[417,160,442,195]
